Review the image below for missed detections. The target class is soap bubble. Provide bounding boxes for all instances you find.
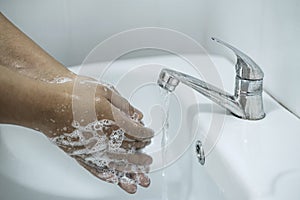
[50,119,148,186]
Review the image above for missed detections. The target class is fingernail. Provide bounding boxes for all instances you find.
[118,181,137,194]
[139,175,150,187]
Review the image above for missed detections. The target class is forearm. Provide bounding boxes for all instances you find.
[0,12,75,81]
[0,65,72,133]
[0,65,46,126]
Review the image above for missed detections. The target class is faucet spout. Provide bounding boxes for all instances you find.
[157,37,265,120]
[158,68,245,117]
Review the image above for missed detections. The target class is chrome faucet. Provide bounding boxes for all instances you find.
[157,37,265,120]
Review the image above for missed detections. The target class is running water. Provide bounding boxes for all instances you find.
[160,88,171,200]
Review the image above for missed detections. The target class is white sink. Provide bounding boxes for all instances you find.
[0,54,299,200]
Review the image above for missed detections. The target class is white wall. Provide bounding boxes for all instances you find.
[1,0,299,117]
[0,0,206,66]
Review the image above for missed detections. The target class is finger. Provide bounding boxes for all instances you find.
[98,85,144,121]
[101,124,151,150]
[104,83,121,95]
[77,156,138,194]
[75,156,118,183]
[110,104,154,141]
[60,144,87,154]
[76,155,151,189]
[108,161,133,172]
[108,161,150,174]
[51,134,86,153]
[124,173,150,188]
[121,140,151,150]
[106,152,153,166]
[98,123,120,136]
[138,173,151,187]
[118,176,137,194]
[132,173,151,188]
[95,99,153,140]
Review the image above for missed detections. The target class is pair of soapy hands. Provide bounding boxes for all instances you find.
[0,13,154,194]
[49,76,154,194]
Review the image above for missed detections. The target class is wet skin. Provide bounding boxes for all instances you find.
[0,13,154,194]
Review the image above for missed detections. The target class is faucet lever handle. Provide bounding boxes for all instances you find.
[211,37,264,80]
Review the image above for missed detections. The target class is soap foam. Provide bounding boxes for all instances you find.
[50,119,148,187]
[48,77,73,84]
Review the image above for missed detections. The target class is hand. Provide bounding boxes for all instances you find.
[45,76,154,194]
[0,13,154,194]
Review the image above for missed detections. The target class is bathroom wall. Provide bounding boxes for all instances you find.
[0,0,206,66]
[1,0,299,117]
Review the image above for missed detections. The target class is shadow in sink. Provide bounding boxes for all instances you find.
[187,103,227,156]
[187,103,229,116]
[0,173,85,200]
[261,169,300,200]
[263,94,281,115]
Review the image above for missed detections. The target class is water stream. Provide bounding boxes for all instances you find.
[160,88,171,200]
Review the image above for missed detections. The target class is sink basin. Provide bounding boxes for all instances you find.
[0,54,299,200]
[0,54,225,200]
